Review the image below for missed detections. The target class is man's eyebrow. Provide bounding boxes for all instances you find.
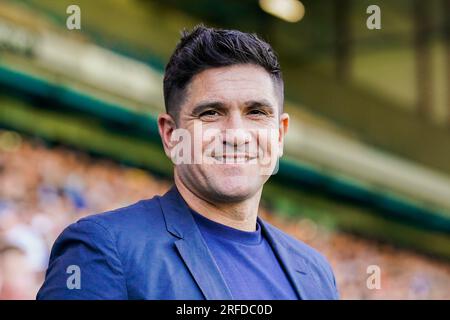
[244,99,275,111]
[191,101,228,115]
[190,99,276,116]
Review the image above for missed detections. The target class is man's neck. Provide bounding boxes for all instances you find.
[174,174,261,232]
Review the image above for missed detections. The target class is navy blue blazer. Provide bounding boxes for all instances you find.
[37,186,339,300]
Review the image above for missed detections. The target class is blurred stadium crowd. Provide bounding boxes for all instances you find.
[0,129,449,300]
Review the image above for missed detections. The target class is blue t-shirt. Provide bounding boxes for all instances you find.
[190,209,299,300]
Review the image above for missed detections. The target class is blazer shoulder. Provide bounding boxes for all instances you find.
[262,220,326,260]
[78,193,165,234]
[64,193,172,272]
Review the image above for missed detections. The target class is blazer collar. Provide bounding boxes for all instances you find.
[258,218,319,300]
[158,185,316,300]
[159,185,232,300]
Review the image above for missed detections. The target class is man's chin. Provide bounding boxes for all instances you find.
[208,178,260,202]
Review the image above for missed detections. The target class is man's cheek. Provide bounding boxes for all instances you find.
[256,128,279,176]
[202,128,222,165]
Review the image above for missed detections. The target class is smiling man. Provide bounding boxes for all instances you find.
[37,25,339,300]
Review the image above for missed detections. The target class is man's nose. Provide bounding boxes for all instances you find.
[222,113,251,148]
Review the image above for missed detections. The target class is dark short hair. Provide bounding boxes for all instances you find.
[163,25,284,120]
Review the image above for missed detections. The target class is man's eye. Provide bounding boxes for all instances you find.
[200,110,220,117]
[248,109,266,115]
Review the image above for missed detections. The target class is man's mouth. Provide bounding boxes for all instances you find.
[212,154,258,163]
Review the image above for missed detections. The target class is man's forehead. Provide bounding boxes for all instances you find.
[192,64,273,87]
[184,65,278,107]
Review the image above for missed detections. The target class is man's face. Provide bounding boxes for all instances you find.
[161,64,289,203]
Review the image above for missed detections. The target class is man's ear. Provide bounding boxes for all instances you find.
[157,113,177,159]
[278,112,289,157]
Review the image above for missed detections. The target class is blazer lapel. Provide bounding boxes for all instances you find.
[258,217,320,300]
[159,186,233,300]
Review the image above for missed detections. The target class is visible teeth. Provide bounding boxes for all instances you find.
[214,156,249,163]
